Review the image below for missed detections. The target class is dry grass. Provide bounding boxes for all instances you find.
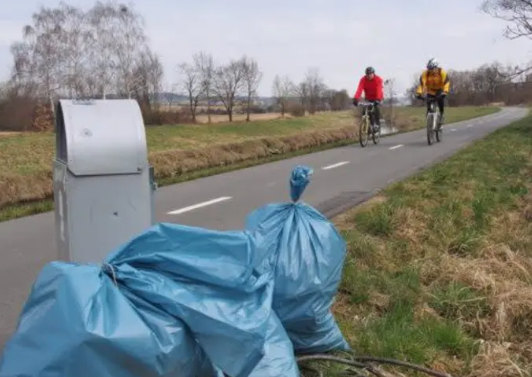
[327,113,532,377]
[0,106,498,218]
[159,103,287,123]
[160,104,228,112]
[195,112,287,124]
[0,132,22,138]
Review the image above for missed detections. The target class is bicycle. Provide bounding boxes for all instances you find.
[423,95,443,145]
[357,100,381,147]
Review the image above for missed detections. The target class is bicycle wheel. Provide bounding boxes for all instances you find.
[426,113,435,145]
[359,116,369,147]
[435,113,442,142]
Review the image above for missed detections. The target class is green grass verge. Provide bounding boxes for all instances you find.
[0,137,356,222]
[305,112,532,376]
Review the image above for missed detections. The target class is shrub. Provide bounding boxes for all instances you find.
[288,103,305,117]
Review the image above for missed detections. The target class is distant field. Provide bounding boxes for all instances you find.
[0,106,499,221]
[161,103,286,124]
[160,104,227,112]
[145,111,356,152]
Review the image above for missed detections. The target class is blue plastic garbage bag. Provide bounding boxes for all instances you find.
[245,165,350,354]
[0,262,219,377]
[0,222,285,377]
[106,223,276,377]
[248,311,300,377]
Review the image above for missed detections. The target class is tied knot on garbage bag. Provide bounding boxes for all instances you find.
[101,262,118,286]
[0,165,348,377]
[289,165,313,203]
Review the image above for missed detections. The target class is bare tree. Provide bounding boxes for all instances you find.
[10,1,158,103]
[193,51,215,123]
[5,0,164,132]
[50,4,91,98]
[212,59,245,122]
[11,5,65,115]
[109,3,148,98]
[384,78,396,104]
[324,89,350,111]
[87,1,124,99]
[131,49,163,110]
[240,56,262,122]
[177,61,203,122]
[304,68,327,114]
[482,0,532,40]
[162,82,177,111]
[383,78,396,127]
[272,75,293,117]
[293,81,309,113]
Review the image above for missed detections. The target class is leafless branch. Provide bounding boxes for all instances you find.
[9,0,160,103]
[272,74,294,117]
[193,51,215,123]
[304,68,327,114]
[482,0,532,39]
[212,58,246,122]
[177,61,204,122]
[241,55,262,121]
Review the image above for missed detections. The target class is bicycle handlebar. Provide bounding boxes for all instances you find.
[357,100,380,106]
[418,93,446,101]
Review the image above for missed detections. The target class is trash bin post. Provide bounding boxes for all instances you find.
[53,99,156,263]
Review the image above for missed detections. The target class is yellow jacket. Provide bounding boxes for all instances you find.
[416,68,450,96]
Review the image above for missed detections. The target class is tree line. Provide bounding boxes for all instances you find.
[406,60,532,107]
[1,0,531,131]
[404,0,532,107]
[155,53,359,123]
[0,1,164,131]
[0,1,356,131]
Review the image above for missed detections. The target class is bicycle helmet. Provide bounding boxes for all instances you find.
[365,66,375,75]
[427,58,439,69]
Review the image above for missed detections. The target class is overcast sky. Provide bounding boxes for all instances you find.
[1,0,531,96]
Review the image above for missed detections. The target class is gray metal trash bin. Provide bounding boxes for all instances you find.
[53,99,156,263]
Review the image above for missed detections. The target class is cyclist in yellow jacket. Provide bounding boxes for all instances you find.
[416,58,450,127]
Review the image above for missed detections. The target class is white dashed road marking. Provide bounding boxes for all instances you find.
[389,144,404,150]
[167,197,232,215]
[322,161,350,170]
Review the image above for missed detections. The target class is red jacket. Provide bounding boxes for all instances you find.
[354,75,384,101]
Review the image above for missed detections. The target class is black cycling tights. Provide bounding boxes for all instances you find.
[426,95,445,115]
[372,104,381,126]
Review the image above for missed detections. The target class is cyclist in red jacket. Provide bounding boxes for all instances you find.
[353,66,384,129]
